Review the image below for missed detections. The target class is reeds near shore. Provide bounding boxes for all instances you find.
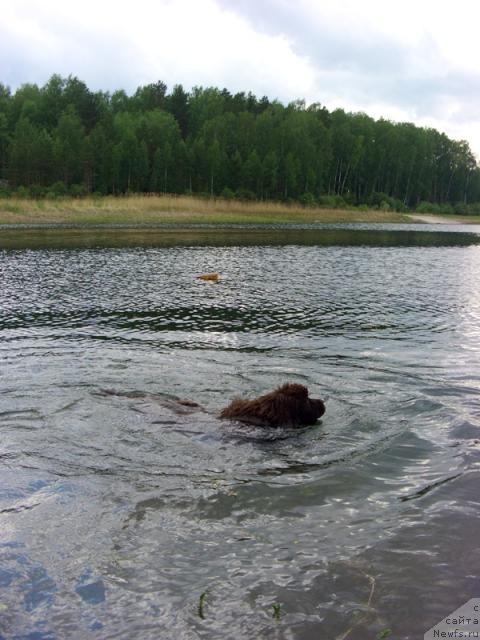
[0,193,478,225]
[0,194,408,225]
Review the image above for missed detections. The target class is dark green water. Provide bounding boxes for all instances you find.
[1,222,480,249]
[1,224,480,639]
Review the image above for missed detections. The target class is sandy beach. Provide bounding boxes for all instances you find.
[406,214,463,224]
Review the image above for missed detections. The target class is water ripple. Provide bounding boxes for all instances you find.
[1,233,479,638]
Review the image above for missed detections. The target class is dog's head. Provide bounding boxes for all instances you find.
[309,397,326,420]
[220,382,325,427]
[276,383,325,419]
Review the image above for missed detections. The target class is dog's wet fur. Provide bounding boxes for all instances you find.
[219,383,325,428]
[99,383,325,428]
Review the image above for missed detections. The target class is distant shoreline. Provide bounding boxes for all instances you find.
[405,214,466,224]
[0,195,479,226]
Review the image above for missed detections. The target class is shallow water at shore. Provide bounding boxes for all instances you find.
[1,221,480,250]
[1,224,480,638]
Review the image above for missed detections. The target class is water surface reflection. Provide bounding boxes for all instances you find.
[1,226,479,638]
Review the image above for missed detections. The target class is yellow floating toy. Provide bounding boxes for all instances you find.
[197,272,220,282]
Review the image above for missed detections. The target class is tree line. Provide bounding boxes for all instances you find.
[0,74,479,213]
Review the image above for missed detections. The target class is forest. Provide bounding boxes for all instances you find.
[1,74,479,213]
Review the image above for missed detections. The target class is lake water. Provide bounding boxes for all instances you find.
[1,223,480,639]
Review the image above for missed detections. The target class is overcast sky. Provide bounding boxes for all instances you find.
[2,0,480,157]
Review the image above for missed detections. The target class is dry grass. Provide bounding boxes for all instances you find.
[0,194,411,225]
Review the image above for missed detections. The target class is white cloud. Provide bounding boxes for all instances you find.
[1,0,480,156]
[221,0,480,156]
[0,0,315,100]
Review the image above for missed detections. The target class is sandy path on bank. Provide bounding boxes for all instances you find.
[406,214,459,224]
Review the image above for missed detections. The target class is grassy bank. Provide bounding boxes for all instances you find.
[0,194,479,226]
[0,194,408,225]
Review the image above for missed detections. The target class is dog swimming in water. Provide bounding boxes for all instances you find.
[219,383,325,428]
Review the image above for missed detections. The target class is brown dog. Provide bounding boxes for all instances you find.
[220,383,325,428]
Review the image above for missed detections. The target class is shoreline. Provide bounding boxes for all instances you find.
[1,195,479,227]
[1,225,479,251]
[404,214,467,224]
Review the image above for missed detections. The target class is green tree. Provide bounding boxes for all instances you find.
[207,138,223,194]
[283,152,300,198]
[1,73,479,206]
[150,142,172,193]
[133,81,167,112]
[53,106,86,185]
[262,150,279,199]
[85,122,113,194]
[242,149,262,196]
[0,112,9,179]
[166,84,189,137]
